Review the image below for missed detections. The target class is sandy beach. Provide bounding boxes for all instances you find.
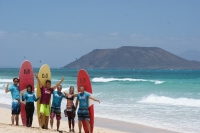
[0,107,128,133]
[0,103,179,133]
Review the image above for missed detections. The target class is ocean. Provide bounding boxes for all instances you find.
[0,68,200,133]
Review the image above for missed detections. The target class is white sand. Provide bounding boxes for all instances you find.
[0,107,129,133]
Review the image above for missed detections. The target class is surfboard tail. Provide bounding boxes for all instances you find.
[89,105,94,133]
[20,103,26,126]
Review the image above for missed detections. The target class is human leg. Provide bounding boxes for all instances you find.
[15,114,19,126]
[78,120,82,133]
[25,104,30,126]
[71,117,75,132]
[56,118,60,131]
[71,107,76,132]
[50,107,55,129]
[11,115,15,125]
[29,103,34,127]
[39,113,44,128]
[55,108,61,131]
[44,105,50,129]
[39,104,45,128]
[50,113,55,129]
[45,116,49,129]
[67,111,73,132]
[82,109,90,133]
[77,109,84,133]
[11,101,20,126]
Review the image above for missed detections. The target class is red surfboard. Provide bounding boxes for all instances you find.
[77,69,94,133]
[19,60,34,126]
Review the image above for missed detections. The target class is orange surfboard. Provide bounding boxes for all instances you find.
[19,60,34,126]
[77,69,94,133]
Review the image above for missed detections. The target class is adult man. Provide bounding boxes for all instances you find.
[76,86,100,133]
[5,78,20,126]
[35,74,64,129]
[50,85,65,131]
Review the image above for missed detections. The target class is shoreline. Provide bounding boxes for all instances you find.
[0,103,178,133]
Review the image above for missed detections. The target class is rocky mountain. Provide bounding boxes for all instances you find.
[64,46,200,69]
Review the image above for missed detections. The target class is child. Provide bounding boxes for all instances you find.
[22,84,40,127]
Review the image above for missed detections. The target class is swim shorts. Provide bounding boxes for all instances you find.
[78,108,90,121]
[40,104,50,116]
[50,107,61,120]
[11,100,20,114]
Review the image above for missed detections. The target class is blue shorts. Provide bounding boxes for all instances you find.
[12,100,20,115]
[78,109,90,121]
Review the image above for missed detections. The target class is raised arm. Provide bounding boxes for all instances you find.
[89,96,100,104]
[53,77,64,90]
[35,73,43,88]
[5,83,9,93]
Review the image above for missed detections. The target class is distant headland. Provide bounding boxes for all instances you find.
[63,46,200,69]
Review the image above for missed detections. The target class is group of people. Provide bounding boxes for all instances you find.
[5,74,100,133]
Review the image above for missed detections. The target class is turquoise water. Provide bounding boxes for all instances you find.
[0,68,200,133]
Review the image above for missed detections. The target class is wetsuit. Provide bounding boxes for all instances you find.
[22,91,39,127]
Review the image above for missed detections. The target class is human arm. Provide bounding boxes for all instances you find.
[89,96,100,103]
[5,83,9,93]
[75,99,79,111]
[34,94,41,102]
[21,92,26,101]
[72,93,79,97]
[35,73,43,88]
[63,92,68,96]
[64,91,79,97]
[52,77,64,90]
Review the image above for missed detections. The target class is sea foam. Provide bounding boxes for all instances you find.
[138,94,200,107]
[92,77,164,84]
[0,79,13,83]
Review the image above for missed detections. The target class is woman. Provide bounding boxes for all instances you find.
[64,86,77,132]
[22,84,40,127]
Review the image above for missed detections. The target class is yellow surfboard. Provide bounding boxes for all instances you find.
[36,64,51,127]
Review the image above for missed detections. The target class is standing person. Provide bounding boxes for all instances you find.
[5,78,20,126]
[64,86,77,132]
[35,74,64,129]
[50,85,65,131]
[22,84,41,127]
[76,86,100,133]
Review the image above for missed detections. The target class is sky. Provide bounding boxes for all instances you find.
[0,0,200,68]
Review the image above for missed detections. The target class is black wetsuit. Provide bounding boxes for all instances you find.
[25,102,34,127]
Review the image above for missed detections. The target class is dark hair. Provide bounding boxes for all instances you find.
[69,86,74,94]
[27,84,33,92]
[46,80,51,84]
[13,78,19,82]
[58,85,62,88]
